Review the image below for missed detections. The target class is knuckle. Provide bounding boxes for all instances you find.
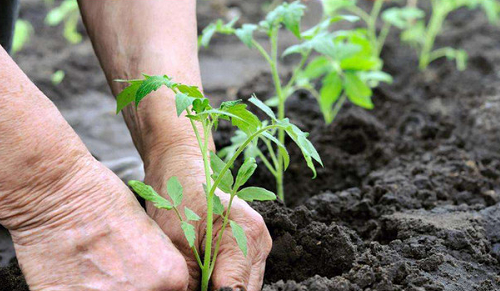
[154,257,189,291]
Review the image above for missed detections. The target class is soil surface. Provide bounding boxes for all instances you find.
[2,1,500,291]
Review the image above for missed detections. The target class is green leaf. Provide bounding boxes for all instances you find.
[282,1,306,38]
[322,0,356,16]
[237,187,277,202]
[166,176,183,207]
[303,56,331,80]
[128,180,173,210]
[12,19,33,54]
[192,98,210,114]
[213,194,225,216]
[51,70,65,85]
[184,207,201,221]
[235,158,257,190]
[382,7,425,29]
[344,72,373,109]
[175,93,196,117]
[230,220,248,257]
[280,121,323,177]
[116,82,140,113]
[210,152,234,193]
[249,95,276,120]
[226,104,262,135]
[340,56,380,71]
[200,23,217,48]
[181,222,196,247]
[176,84,204,98]
[320,72,343,124]
[135,75,170,106]
[235,24,258,48]
[455,49,468,71]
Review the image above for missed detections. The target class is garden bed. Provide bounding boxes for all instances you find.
[2,1,500,290]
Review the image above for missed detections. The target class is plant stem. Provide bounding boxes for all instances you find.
[256,149,278,176]
[269,27,285,202]
[419,1,447,70]
[200,124,280,290]
[376,22,391,58]
[368,0,384,56]
[172,206,203,268]
[200,120,213,291]
[251,32,285,201]
[208,192,236,276]
[329,94,347,124]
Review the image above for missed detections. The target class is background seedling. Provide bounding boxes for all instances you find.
[12,19,33,54]
[201,1,390,201]
[115,74,321,291]
[45,0,82,44]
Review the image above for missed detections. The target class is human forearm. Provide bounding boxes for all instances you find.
[0,47,97,231]
[78,0,209,166]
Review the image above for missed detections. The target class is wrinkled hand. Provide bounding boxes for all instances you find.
[7,157,190,291]
[144,149,272,291]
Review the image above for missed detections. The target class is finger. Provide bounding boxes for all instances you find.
[247,258,267,291]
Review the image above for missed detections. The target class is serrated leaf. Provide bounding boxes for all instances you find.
[213,194,225,216]
[135,75,170,106]
[116,82,140,114]
[237,187,277,202]
[235,24,258,48]
[184,207,201,221]
[249,95,276,120]
[175,93,195,117]
[128,180,173,209]
[210,152,234,193]
[166,176,183,207]
[320,72,343,124]
[340,56,380,71]
[192,98,210,114]
[234,158,257,190]
[344,72,373,109]
[176,84,204,98]
[181,222,196,247]
[230,220,248,257]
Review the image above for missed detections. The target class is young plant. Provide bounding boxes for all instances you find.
[45,0,82,44]
[12,19,33,54]
[200,1,390,200]
[397,0,500,70]
[115,74,321,291]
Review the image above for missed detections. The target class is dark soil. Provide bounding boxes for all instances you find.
[2,1,500,291]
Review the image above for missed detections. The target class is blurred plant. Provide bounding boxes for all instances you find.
[12,19,33,54]
[400,0,500,70]
[45,0,82,44]
[115,74,320,291]
[324,0,425,58]
[51,70,65,85]
[200,1,388,200]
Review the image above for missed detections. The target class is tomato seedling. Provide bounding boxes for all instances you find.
[115,74,321,291]
[200,1,390,200]
[45,0,82,44]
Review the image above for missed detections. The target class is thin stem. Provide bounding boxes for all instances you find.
[347,6,371,25]
[283,50,311,94]
[256,149,278,176]
[200,120,213,291]
[368,0,384,56]
[208,192,236,276]
[419,1,447,70]
[428,47,452,63]
[329,94,348,124]
[377,22,391,57]
[269,27,285,202]
[262,138,279,170]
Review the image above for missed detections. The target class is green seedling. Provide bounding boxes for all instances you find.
[325,0,425,58]
[398,0,500,70]
[12,19,33,54]
[45,0,82,44]
[115,74,321,291]
[200,1,389,200]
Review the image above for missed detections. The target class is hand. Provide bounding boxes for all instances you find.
[144,147,272,291]
[6,157,190,291]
